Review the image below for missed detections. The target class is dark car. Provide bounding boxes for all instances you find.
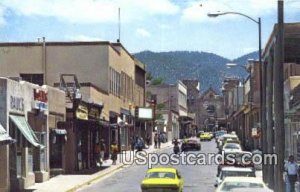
[181,137,201,152]
[217,151,254,176]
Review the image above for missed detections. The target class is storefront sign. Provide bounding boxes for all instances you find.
[10,96,24,112]
[34,89,48,102]
[76,105,88,120]
[89,107,100,119]
[33,89,48,111]
[251,127,257,137]
[32,101,48,111]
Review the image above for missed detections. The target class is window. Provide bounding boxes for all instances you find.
[20,74,44,86]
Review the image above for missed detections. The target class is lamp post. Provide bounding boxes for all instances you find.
[209,11,267,182]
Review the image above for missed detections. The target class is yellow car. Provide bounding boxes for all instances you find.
[141,167,184,192]
[200,132,212,141]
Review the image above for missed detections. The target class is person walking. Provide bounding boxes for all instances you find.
[154,133,158,149]
[285,155,300,192]
[111,141,119,165]
[99,139,106,165]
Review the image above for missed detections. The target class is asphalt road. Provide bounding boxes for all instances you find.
[78,139,218,192]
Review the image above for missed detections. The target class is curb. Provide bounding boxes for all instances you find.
[66,143,173,192]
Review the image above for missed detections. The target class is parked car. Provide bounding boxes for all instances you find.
[215,177,269,192]
[217,151,254,176]
[141,167,184,192]
[221,143,242,154]
[214,166,256,187]
[252,149,263,170]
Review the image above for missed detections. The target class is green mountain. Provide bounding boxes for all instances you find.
[134,51,258,93]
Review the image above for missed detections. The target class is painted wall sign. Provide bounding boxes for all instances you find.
[10,96,24,112]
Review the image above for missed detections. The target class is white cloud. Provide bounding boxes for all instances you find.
[181,0,298,23]
[136,28,151,38]
[0,0,179,24]
[65,35,104,41]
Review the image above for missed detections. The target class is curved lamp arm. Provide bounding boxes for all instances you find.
[208,11,259,24]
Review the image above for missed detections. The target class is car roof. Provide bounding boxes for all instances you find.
[223,177,263,183]
[147,167,177,173]
[221,167,254,172]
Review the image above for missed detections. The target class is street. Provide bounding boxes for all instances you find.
[77,140,218,192]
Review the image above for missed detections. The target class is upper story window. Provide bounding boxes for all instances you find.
[20,74,44,86]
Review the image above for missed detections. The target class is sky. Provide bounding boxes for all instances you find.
[0,0,299,59]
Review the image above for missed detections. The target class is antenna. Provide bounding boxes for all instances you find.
[117,7,120,43]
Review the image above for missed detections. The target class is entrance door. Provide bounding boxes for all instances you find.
[9,121,19,192]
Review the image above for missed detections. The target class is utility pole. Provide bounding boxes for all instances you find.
[267,51,274,188]
[274,1,284,191]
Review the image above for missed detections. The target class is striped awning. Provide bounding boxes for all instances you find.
[9,115,44,149]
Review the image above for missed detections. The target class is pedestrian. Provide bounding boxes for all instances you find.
[94,142,101,167]
[99,139,106,165]
[130,137,135,151]
[285,155,300,192]
[154,133,158,148]
[158,133,161,149]
[111,141,119,165]
[146,134,151,147]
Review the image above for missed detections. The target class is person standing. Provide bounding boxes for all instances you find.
[158,133,161,149]
[154,134,158,149]
[285,155,299,192]
[94,142,101,167]
[111,141,119,165]
[99,139,106,165]
[130,136,135,151]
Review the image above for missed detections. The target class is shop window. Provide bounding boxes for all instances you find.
[35,132,46,171]
[28,147,33,173]
[16,147,22,177]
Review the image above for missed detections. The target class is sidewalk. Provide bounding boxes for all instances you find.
[26,142,172,192]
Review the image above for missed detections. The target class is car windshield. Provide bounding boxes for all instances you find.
[220,181,264,191]
[224,144,240,149]
[221,171,255,179]
[146,172,176,179]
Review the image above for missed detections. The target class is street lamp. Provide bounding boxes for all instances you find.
[208,10,266,182]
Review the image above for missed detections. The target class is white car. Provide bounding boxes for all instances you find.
[222,143,242,153]
[215,167,256,187]
[215,177,269,192]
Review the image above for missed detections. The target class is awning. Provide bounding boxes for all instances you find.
[52,129,67,135]
[0,123,15,145]
[9,115,44,148]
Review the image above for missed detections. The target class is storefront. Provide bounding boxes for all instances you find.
[65,100,103,173]
[0,78,49,191]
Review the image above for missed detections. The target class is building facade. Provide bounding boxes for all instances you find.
[146,81,188,140]
[0,78,65,191]
[0,41,146,172]
[196,87,225,131]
